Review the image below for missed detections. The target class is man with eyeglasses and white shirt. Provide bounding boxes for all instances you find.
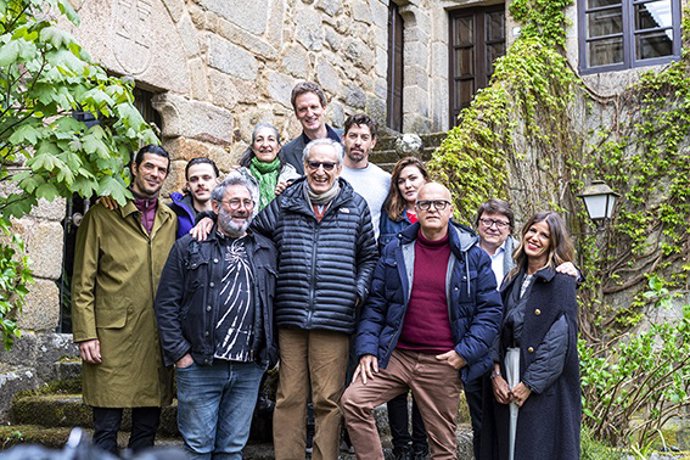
[342,182,502,460]
[252,138,378,460]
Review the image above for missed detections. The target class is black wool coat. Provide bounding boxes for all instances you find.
[480,267,581,460]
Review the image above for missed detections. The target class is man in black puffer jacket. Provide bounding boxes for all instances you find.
[252,138,378,460]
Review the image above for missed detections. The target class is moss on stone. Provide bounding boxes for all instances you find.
[0,425,71,449]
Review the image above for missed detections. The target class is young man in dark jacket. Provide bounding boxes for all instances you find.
[168,157,219,239]
[155,171,278,459]
[252,138,378,460]
[341,182,503,460]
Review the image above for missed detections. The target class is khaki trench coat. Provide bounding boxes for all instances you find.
[71,201,176,407]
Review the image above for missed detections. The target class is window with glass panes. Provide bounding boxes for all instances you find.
[579,0,681,73]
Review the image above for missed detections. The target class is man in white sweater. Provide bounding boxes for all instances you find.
[340,113,391,240]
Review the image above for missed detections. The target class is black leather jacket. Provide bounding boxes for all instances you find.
[155,229,278,367]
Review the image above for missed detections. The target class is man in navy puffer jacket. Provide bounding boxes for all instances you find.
[251,138,378,460]
[341,182,503,460]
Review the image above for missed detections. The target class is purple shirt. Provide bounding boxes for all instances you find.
[133,196,158,234]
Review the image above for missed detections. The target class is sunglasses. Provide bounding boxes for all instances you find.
[306,161,338,171]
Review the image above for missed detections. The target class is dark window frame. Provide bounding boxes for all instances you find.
[578,0,682,74]
[448,4,506,126]
[387,2,404,132]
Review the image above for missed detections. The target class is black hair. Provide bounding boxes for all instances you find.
[185,157,220,180]
[344,113,378,139]
[131,144,170,173]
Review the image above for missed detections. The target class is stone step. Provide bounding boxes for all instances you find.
[10,394,178,437]
[8,393,474,457]
[0,364,40,422]
[374,133,447,153]
[0,424,472,459]
[370,147,439,172]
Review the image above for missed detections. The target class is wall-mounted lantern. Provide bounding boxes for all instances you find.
[578,180,620,226]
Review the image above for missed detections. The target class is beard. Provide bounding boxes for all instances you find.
[218,207,250,238]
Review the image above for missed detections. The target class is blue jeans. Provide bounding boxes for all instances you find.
[176,359,265,460]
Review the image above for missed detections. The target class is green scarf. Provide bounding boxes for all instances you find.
[249,156,281,210]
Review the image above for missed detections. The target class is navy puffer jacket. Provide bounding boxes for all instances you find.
[251,177,378,334]
[355,221,503,383]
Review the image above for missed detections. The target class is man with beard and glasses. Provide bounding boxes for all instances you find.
[155,171,278,460]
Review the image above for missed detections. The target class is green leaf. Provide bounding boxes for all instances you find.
[8,123,41,145]
[97,176,129,205]
[35,183,59,201]
[0,39,19,67]
[57,0,80,25]
[39,26,73,49]
[82,133,109,158]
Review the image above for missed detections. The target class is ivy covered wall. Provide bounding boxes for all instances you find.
[428,0,690,450]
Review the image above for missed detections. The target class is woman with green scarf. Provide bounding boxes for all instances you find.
[239,122,300,210]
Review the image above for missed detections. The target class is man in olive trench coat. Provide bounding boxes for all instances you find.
[71,145,177,454]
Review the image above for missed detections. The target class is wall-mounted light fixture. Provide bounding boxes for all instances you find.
[578,180,620,226]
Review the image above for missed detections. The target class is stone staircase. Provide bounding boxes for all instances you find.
[1,356,475,458]
[369,132,447,171]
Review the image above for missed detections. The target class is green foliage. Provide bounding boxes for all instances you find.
[509,0,572,47]
[581,426,624,460]
[0,219,32,351]
[1,429,24,449]
[429,0,690,453]
[0,0,158,349]
[427,0,577,221]
[580,277,690,450]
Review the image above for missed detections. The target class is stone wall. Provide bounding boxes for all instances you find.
[11,199,65,334]
[65,0,398,178]
[9,0,477,348]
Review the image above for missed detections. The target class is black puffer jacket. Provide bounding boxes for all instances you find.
[251,177,378,334]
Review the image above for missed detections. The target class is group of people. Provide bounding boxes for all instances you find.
[71,80,583,460]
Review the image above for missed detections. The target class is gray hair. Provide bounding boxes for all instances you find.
[302,138,344,165]
[211,170,259,206]
[251,122,281,145]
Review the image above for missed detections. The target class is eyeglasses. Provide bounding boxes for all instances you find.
[415,200,451,211]
[479,217,510,229]
[222,199,255,210]
[306,161,337,171]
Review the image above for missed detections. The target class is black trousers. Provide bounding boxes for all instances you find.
[92,406,161,455]
[387,392,428,452]
[464,376,484,459]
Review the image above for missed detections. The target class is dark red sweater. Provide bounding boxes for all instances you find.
[397,231,454,354]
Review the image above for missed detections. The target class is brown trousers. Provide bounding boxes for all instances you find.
[341,349,463,460]
[273,328,350,460]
